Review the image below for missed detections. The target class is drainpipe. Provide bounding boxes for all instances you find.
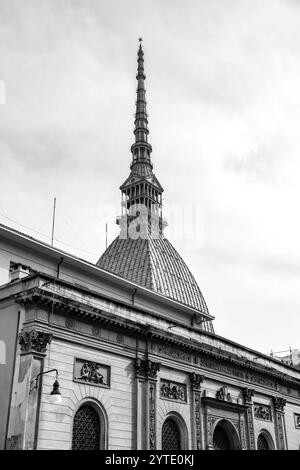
[57,257,64,279]
[132,288,137,305]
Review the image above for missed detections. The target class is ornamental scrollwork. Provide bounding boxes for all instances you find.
[272,396,286,412]
[134,358,146,376]
[254,403,272,421]
[246,407,255,449]
[194,392,202,449]
[189,373,204,390]
[160,379,187,402]
[147,360,160,379]
[135,358,160,379]
[242,387,255,404]
[149,382,156,449]
[239,420,247,450]
[18,330,52,354]
[216,386,232,402]
[206,415,217,448]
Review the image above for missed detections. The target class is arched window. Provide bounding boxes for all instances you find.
[257,433,269,450]
[212,420,241,450]
[72,403,103,450]
[213,425,230,450]
[256,430,275,450]
[162,418,181,450]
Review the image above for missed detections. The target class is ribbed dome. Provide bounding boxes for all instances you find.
[96,234,214,333]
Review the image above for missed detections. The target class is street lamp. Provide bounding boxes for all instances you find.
[30,368,62,404]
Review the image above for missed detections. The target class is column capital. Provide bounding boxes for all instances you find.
[273,396,286,412]
[189,372,204,390]
[18,329,52,355]
[135,358,160,379]
[242,387,255,405]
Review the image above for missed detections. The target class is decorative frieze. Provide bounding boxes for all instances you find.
[254,403,272,421]
[272,396,286,412]
[149,342,297,391]
[18,330,52,354]
[160,379,187,402]
[216,386,232,402]
[73,359,110,387]
[135,358,160,379]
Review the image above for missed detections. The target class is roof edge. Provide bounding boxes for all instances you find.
[0,222,214,321]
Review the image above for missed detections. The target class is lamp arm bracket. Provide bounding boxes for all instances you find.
[30,368,59,393]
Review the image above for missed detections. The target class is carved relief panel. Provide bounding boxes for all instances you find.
[73,358,110,387]
[160,379,187,403]
[254,403,272,421]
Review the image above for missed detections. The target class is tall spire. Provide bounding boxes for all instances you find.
[131,38,153,170]
[119,39,166,236]
[97,41,214,334]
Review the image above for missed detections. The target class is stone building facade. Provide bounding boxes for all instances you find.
[0,41,300,450]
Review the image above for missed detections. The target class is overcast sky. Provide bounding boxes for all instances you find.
[0,0,300,355]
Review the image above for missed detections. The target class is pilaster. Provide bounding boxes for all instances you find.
[189,373,204,449]
[6,329,52,450]
[272,396,287,450]
[242,388,255,450]
[134,358,160,450]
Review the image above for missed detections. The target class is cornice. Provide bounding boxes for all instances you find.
[202,396,247,412]
[14,287,300,390]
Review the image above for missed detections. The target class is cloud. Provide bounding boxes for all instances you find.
[259,256,300,278]
[0,0,300,352]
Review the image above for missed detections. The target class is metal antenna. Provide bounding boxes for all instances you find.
[51,197,56,246]
[106,222,108,249]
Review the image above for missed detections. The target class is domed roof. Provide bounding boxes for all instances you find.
[97,233,214,333]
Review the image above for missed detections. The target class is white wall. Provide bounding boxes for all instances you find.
[37,339,135,450]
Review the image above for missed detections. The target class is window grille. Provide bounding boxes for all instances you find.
[213,426,230,450]
[72,405,100,450]
[257,434,269,450]
[161,418,181,450]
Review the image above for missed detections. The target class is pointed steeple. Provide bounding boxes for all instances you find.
[97,41,214,333]
[131,38,153,170]
[119,39,166,236]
